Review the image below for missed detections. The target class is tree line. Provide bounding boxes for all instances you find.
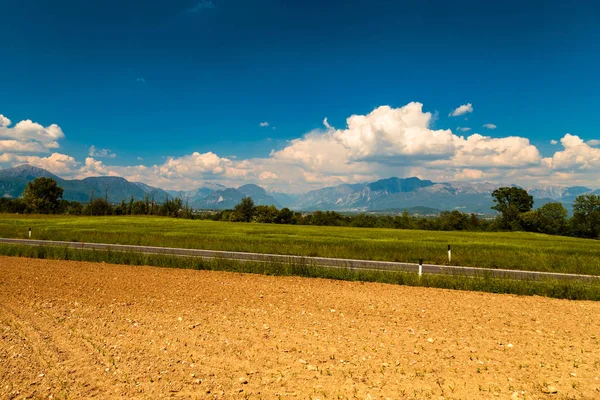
[0,177,193,218]
[1,178,599,239]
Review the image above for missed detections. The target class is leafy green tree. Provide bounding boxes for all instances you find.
[533,202,569,235]
[571,194,600,238]
[275,207,295,224]
[22,177,64,214]
[253,205,278,223]
[0,198,26,213]
[65,201,84,215]
[491,187,534,230]
[394,210,413,229]
[438,210,469,231]
[467,213,481,230]
[127,196,134,215]
[233,197,255,222]
[83,198,113,216]
[160,195,183,217]
[131,200,148,215]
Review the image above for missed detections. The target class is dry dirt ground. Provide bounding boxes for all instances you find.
[1,256,600,399]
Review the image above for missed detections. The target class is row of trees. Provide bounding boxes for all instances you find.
[200,197,488,231]
[491,187,600,238]
[0,177,194,218]
[200,188,600,238]
[2,178,599,239]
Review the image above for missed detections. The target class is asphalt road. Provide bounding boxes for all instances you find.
[1,237,598,282]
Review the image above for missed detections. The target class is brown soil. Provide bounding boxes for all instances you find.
[1,256,600,399]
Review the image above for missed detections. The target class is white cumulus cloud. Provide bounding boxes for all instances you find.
[449,103,473,117]
[483,123,496,129]
[259,121,270,127]
[0,114,64,152]
[542,134,600,172]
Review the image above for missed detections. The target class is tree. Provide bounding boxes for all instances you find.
[22,177,64,214]
[131,200,148,215]
[83,197,113,216]
[491,187,534,230]
[159,195,183,217]
[275,207,295,224]
[127,196,134,215]
[525,202,569,235]
[253,205,278,223]
[233,197,255,222]
[571,194,600,239]
[438,210,469,231]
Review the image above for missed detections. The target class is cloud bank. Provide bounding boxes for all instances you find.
[0,103,599,191]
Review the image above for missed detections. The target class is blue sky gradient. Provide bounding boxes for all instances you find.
[1,0,599,190]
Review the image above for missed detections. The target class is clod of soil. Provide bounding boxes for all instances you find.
[1,256,600,399]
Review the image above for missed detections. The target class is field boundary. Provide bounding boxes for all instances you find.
[1,237,599,282]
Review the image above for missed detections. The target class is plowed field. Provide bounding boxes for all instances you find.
[1,256,600,399]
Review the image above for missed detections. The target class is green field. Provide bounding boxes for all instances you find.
[1,214,599,275]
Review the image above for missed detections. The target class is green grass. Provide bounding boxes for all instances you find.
[0,214,599,275]
[2,242,600,301]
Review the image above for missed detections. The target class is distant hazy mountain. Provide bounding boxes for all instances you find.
[269,192,299,208]
[0,164,167,203]
[1,164,598,213]
[193,184,281,209]
[291,178,497,212]
[528,186,592,201]
[0,165,62,198]
[290,178,595,213]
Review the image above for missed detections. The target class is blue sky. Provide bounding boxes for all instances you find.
[1,0,599,191]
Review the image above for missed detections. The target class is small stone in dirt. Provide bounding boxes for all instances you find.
[427,338,434,343]
[239,377,248,384]
[38,374,45,377]
[381,363,389,368]
[570,372,577,377]
[299,359,307,364]
[507,343,514,348]
[194,379,201,384]
[511,392,519,399]
[178,317,182,321]
[541,386,558,394]
[307,365,317,371]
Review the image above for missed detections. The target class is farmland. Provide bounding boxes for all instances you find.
[0,214,599,275]
[2,256,600,399]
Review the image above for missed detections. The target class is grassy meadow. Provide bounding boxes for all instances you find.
[1,214,599,275]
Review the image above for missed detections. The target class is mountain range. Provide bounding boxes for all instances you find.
[1,164,598,213]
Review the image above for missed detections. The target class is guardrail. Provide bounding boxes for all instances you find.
[1,237,598,282]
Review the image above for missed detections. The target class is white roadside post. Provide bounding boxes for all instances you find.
[448,244,451,263]
[28,227,31,239]
[418,258,423,277]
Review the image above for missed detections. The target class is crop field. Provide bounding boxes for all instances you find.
[0,214,599,275]
[2,256,600,399]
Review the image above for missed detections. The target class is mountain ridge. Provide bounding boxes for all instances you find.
[0,164,596,212]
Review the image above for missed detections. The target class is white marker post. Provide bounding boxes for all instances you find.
[448,244,451,263]
[28,227,31,239]
[418,258,423,277]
